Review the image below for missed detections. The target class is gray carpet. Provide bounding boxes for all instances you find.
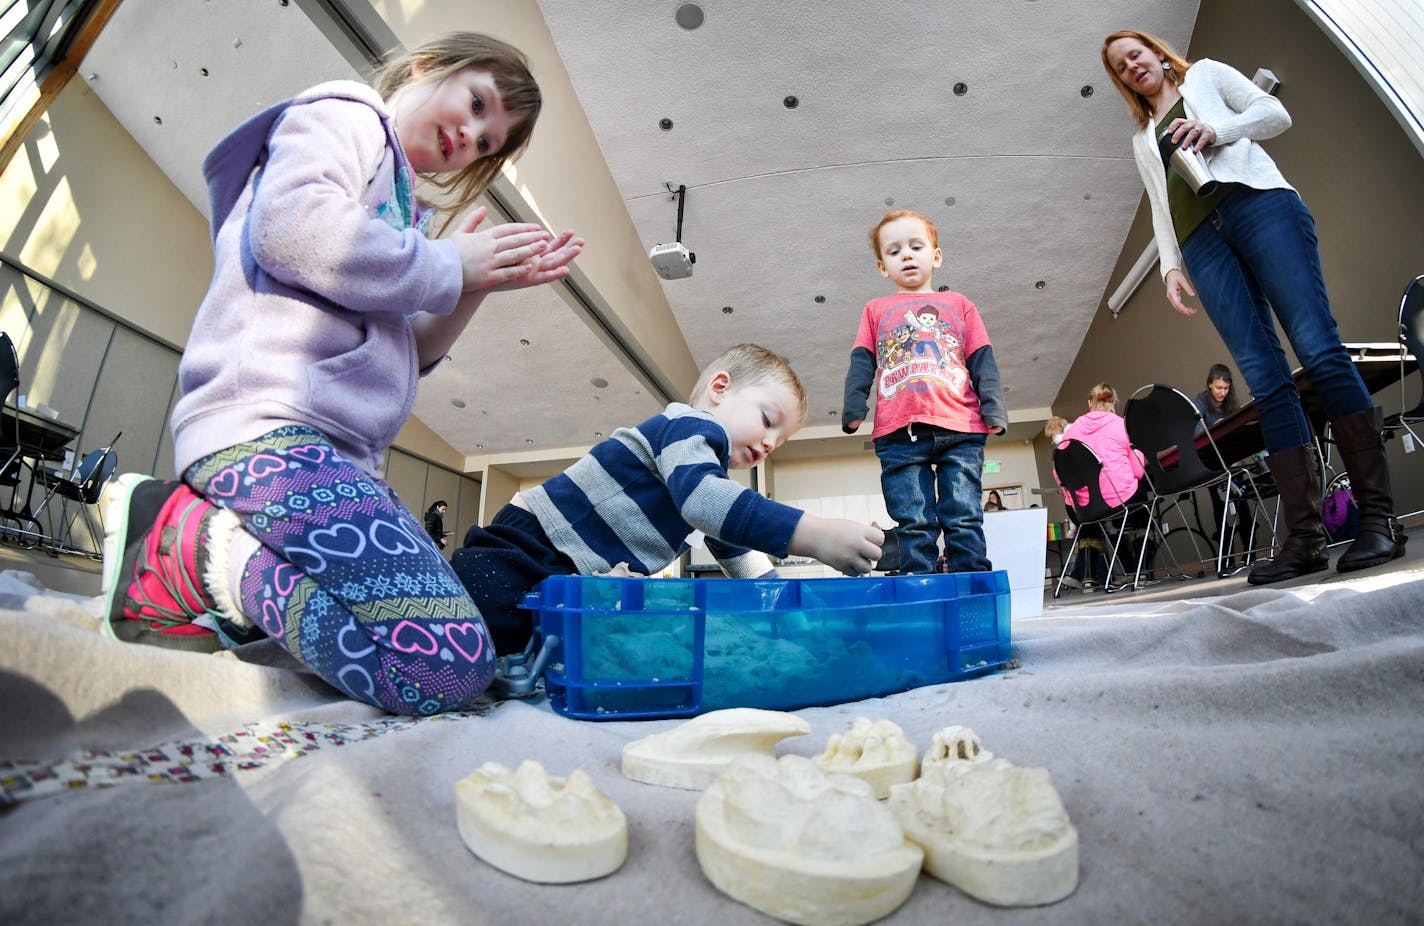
[2,567,1422,925]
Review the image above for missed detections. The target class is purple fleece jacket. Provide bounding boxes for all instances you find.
[172,80,463,478]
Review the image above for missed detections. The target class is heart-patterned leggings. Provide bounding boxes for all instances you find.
[185,425,496,715]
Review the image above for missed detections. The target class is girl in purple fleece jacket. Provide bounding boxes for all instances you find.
[97,32,583,715]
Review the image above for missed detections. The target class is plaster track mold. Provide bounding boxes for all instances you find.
[889,757,1079,907]
[454,759,628,883]
[922,724,993,767]
[621,707,811,790]
[812,717,918,799]
[695,754,923,926]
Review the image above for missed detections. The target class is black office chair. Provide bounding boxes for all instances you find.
[32,433,120,558]
[1382,274,1424,443]
[1050,438,1161,597]
[0,332,22,495]
[1125,384,1275,578]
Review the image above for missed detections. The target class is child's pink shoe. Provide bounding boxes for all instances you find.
[101,474,259,652]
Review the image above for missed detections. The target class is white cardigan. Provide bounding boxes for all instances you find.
[1131,59,1295,280]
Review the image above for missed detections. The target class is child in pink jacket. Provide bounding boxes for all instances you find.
[1061,383,1147,508]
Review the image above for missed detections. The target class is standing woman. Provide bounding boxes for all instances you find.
[424,500,449,549]
[1101,30,1404,585]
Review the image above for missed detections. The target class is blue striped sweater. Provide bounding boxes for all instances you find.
[521,403,803,577]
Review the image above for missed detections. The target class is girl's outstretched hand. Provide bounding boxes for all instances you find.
[450,205,582,292]
[491,228,585,292]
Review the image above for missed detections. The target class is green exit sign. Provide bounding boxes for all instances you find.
[983,460,1001,474]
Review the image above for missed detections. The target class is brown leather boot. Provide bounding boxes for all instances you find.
[1248,444,1329,586]
[1330,408,1406,572]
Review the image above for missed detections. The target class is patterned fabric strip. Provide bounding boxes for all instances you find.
[0,704,493,807]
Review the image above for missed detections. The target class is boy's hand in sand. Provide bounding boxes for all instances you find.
[789,516,884,576]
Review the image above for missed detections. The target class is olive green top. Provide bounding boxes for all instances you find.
[1162,98,1235,245]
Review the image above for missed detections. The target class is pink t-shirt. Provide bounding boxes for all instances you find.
[853,291,993,439]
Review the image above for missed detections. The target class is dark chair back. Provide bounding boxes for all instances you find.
[1052,438,1122,526]
[1125,384,1223,495]
[62,446,118,504]
[1399,275,1424,412]
[0,332,22,483]
[0,332,18,408]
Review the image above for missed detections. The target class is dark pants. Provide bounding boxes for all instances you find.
[874,424,991,574]
[451,504,576,656]
[1181,187,1370,454]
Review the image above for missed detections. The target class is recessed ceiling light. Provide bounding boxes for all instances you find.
[783,95,799,109]
[519,338,531,347]
[1083,192,1092,200]
[591,377,608,388]
[953,82,968,96]
[594,431,604,438]
[884,196,895,207]
[722,305,734,314]
[828,410,837,416]
[450,398,466,408]
[944,196,956,206]
[526,439,535,444]
[659,117,674,131]
[675,3,704,29]
[1080,85,1094,98]
[153,116,163,124]
[814,295,826,304]
[937,285,950,292]
[1035,280,1047,289]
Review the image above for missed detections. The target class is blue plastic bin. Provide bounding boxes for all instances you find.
[523,571,1012,721]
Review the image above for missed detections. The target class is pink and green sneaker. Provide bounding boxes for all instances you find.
[100,474,260,652]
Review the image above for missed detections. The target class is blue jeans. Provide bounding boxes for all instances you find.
[874,425,991,574]
[1180,187,1370,454]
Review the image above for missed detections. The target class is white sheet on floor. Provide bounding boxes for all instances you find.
[2,567,1422,924]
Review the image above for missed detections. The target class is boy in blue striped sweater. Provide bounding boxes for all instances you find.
[454,343,885,654]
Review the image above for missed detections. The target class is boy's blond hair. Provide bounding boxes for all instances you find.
[690,344,807,423]
[869,209,939,258]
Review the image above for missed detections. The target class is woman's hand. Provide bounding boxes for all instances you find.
[1165,117,1217,153]
[1165,269,1198,316]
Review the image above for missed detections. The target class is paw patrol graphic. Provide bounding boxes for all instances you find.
[881,323,915,366]
[877,303,969,399]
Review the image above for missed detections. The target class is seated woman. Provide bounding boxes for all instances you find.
[1194,362,1238,431]
[1060,383,1155,580]
[1193,363,1256,569]
[984,489,1007,511]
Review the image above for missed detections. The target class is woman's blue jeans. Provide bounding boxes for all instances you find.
[874,425,991,574]
[1180,187,1370,454]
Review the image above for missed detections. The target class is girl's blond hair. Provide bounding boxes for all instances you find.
[1087,382,1119,413]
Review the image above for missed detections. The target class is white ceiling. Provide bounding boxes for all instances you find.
[76,0,1200,462]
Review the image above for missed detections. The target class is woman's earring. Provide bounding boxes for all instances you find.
[1162,59,1172,71]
